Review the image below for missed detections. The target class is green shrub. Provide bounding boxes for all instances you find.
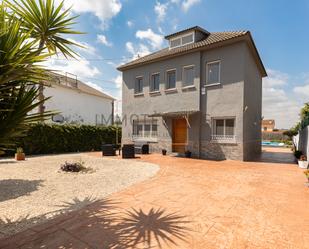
[294,150,303,159]
[15,123,121,155]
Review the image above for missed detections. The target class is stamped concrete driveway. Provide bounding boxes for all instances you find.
[1,148,308,249]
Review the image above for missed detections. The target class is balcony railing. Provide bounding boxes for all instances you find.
[132,132,158,142]
[211,135,236,143]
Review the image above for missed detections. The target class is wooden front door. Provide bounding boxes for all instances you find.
[172,118,187,153]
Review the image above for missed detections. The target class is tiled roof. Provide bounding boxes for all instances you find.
[262,120,275,125]
[46,72,115,100]
[164,26,209,39]
[118,31,267,77]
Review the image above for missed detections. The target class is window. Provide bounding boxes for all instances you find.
[133,120,158,140]
[151,73,160,92]
[166,70,176,89]
[183,66,194,87]
[206,61,220,85]
[135,77,143,94]
[181,34,194,44]
[170,38,181,48]
[212,118,235,142]
[169,32,194,49]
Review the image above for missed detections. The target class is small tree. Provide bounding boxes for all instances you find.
[300,103,309,120]
[0,0,82,153]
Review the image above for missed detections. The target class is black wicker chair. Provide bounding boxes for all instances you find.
[122,144,135,158]
[134,142,149,154]
[102,144,116,156]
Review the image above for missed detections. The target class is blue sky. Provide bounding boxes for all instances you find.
[47,0,309,128]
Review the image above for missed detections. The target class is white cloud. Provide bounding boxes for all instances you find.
[263,69,289,87]
[294,84,309,98]
[154,1,169,22]
[125,42,135,55]
[136,29,164,50]
[67,38,96,55]
[114,75,122,89]
[107,61,118,68]
[61,0,121,29]
[182,0,201,12]
[100,75,122,113]
[262,68,302,129]
[43,55,100,78]
[127,20,134,28]
[113,75,122,114]
[97,34,112,47]
[293,73,309,99]
[125,42,151,59]
[262,87,301,129]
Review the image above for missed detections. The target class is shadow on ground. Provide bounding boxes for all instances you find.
[255,148,296,164]
[0,197,191,249]
[0,179,44,202]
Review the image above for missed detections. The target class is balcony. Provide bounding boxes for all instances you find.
[132,132,158,142]
[211,135,236,143]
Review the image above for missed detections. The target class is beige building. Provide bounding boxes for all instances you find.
[262,119,275,132]
[118,26,267,161]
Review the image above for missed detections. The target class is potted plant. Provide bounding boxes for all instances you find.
[15,147,25,161]
[185,150,192,158]
[298,155,308,169]
[162,149,167,156]
[294,150,303,163]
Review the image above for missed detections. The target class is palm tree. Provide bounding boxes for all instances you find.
[6,0,83,57]
[0,0,82,153]
[0,3,52,153]
[6,0,83,116]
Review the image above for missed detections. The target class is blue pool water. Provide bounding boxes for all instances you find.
[262,141,285,147]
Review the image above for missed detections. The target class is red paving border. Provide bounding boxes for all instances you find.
[1,148,309,249]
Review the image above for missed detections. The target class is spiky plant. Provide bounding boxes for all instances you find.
[6,0,83,57]
[0,3,54,153]
[0,0,82,154]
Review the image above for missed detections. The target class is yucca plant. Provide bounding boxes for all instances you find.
[5,0,83,116]
[6,0,83,57]
[0,0,82,154]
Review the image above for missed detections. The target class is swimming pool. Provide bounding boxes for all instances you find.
[262,141,285,147]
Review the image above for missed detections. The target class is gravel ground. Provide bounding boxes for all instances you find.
[0,154,159,238]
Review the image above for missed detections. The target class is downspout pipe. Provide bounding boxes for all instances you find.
[198,51,203,159]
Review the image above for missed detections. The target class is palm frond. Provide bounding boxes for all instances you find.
[6,0,84,58]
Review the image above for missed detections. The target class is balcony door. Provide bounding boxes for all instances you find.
[172,118,187,153]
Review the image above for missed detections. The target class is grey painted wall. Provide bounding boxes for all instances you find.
[243,44,263,160]
[121,41,263,161]
[122,52,200,144]
[199,42,246,160]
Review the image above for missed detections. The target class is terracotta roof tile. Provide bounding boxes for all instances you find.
[118,31,249,71]
[164,26,209,39]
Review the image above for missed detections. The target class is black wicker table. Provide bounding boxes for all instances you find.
[122,144,135,158]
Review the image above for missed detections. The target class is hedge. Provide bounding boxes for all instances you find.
[17,123,121,155]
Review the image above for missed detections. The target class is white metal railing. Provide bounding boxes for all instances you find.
[132,132,158,141]
[211,135,236,143]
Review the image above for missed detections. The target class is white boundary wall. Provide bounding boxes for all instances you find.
[294,126,309,156]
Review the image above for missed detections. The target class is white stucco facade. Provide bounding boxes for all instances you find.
[43,84,114,125]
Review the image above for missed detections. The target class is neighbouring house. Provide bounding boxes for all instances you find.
[118,26,267,161]
[261,119,275,132]
[40,72,115,125]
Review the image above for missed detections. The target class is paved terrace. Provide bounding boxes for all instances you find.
[1,147,308,249]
